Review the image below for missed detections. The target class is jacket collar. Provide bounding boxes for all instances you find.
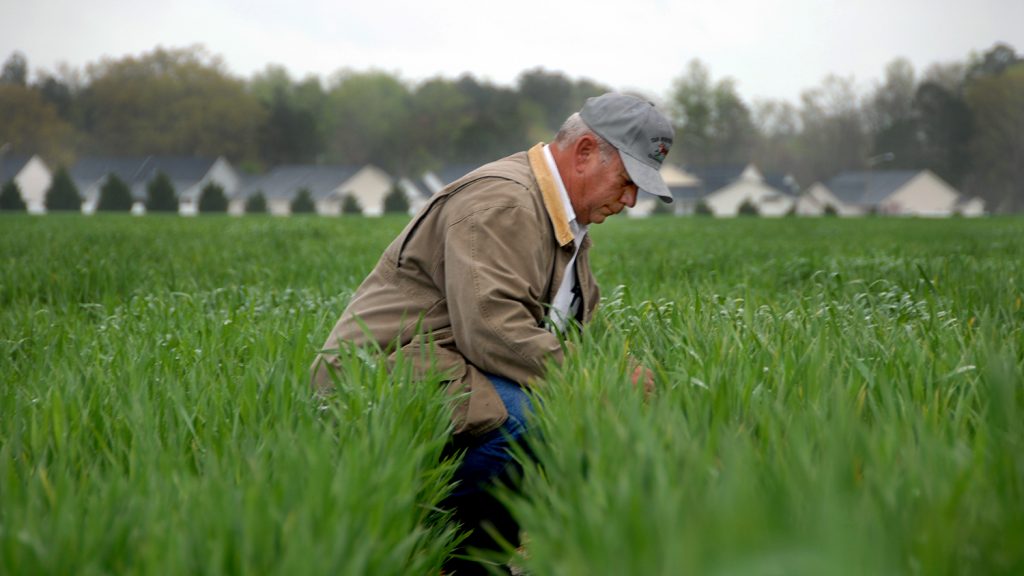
[528,143,575,247]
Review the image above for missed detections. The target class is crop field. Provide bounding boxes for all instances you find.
[2,215,1022,575]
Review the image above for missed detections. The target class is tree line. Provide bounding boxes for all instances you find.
[1,43,1022,212]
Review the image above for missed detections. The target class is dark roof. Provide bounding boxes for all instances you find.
[239,165,363,200]
[683,164,747,194]
[0,154,34,182]
[763,172,800,195]
[71,156,218,183]
[69,156,222,200]
[825,171,920,206]
[669,185,704,202]
[435,163,482,186]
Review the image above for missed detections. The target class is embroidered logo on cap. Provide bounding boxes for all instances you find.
[648,138,672,164]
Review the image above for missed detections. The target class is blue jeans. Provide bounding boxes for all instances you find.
[448,373,535,498]
[442,373,535,573]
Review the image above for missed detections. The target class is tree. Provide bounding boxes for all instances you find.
[96,173,133,212]
[737,198,759,216]
[0,180,26,211]
[382,185,409,214]
[407,77,472,172]
[965,61,1024,212]
[966,42,1021,81]
[668,60,756,167]
[866,59,921,169]
[34,71,76,122]
[793,75,869,185]
[342,194,362,215]
[245,191,267,214]
[518,68,576,135]
[80,46,264,162]
[1,52,28,86]
[914,81,972,189]
[751,99,802,178]
[197,181,228,213]
[451,75,533,165]
[146,171,178,213]
[0,84,75,166]
[291,188,316,214]
[324,71,411,171]
[250,65,324,166]
[44,166,81,212]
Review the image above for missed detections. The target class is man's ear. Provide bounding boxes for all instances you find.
[574,134,598,174]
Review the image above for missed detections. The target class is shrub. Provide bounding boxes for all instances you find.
[245,191,267,214]
[737,198,759,216]
[291,188,316,214]
[146,171,178,213]
[97,174,134,212]
[823,204,838,217]
[44,166,81,212]
[0,179,26,212]
[198,182,228,213]
[342,195,362,216]
[694,200,713,216]
[383,185,410,214]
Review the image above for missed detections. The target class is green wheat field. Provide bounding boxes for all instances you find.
[2,215,1022,575]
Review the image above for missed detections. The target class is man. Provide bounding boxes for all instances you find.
[311,92,674,573]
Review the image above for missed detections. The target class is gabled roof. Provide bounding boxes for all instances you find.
[683,164,747,193]
[239,165,362,200]
[668,185,704,202]
[70,156,224,201]
[825,171,919,206]
[435,163,481,187]
[763,173,800,195]
[0,154,35,182]
[71,156,219,184]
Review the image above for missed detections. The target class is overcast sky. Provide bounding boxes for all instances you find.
[2,0,1021,105]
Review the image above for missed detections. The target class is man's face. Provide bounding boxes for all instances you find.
[573,149,638,226]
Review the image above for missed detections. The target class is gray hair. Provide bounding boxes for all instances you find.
[554,113,616,164]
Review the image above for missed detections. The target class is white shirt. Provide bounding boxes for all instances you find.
[542,144,588,332]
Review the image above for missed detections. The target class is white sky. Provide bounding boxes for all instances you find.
[2,0,1021,105]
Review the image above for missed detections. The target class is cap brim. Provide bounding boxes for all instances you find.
[620,153,673,203]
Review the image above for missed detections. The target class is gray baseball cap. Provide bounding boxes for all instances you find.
[580,93,675,203]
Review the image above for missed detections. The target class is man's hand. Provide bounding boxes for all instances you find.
[630,363,656,399]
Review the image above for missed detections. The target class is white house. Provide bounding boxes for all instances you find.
[628,163,702,216]
[702,164,795,217]
[0,154,52,214]
[821,170,978,217]
[794,182,854,216]
[71,156,240,215]
[235,164,395,216]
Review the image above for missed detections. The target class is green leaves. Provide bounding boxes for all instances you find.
[1,216,1022,574]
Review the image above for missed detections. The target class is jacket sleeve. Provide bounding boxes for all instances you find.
[443,201,564,386]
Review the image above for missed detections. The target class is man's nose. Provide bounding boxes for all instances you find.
[622,185,638,208]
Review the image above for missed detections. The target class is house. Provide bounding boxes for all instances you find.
[794,182,851,216]
[817,170,976,217]
[628,163,702,216]
[697,164,796,217]
[0,154,52,214]
[954,195,986,217]
[234,164,394,216]
[395,177,432,214]
[71,156,240,215]
[419,163,482,196]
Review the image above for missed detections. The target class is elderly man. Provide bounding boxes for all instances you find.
[312,92,674,573]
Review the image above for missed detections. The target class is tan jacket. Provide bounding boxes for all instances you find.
[311,144,600,436]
